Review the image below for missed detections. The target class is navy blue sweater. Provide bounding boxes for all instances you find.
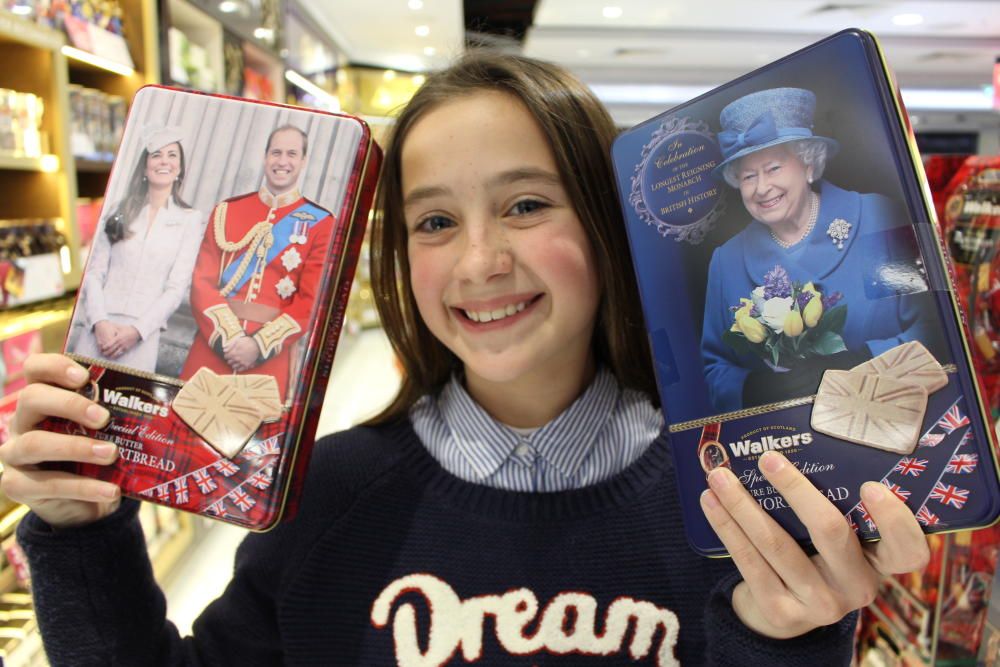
[18,419,856,665]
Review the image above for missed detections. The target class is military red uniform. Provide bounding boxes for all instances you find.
[181,188,335,402]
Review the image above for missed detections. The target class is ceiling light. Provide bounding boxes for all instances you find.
[900,87,992,110]
[218,1,238,13]
[10,4,31,15]
[254,27,274,40]
[892,13,923,26]
[415,25,430,37]
[408,0,423,8]
[423,46,436,56]
[602,6,623,19]
[285,70,341,112]
[413,74,426,86]
[383,70,396,81]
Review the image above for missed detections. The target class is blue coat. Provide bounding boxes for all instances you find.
[701,180,939,412]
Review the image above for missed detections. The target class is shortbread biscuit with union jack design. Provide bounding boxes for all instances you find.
[851,340,947,394]
[811,369,928,455]
[225,374,283,422]
[173,367,262,458]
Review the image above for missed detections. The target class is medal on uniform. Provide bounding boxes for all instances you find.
[291,212,315,244]
[276,276,296,299]
[281,247,302,272]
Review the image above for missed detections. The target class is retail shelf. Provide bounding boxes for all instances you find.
[74,158,114,173]
[0,154,58,173]
[0,10,63,51]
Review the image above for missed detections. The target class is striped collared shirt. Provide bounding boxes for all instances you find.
[410,368,664,492]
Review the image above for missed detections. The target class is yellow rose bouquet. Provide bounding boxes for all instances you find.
[722,264,846,370]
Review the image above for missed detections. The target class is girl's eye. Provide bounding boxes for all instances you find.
[415,215,454,233]
[741,173,756,183]
[508,199,546,216]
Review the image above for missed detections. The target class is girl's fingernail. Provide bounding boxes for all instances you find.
[86,404,110,426]
[708,468,731,491]
[701,489,719,509]
[862,482,885,504]
[760,451,785,474]
[92,444,116,460]
[66,366,88,383]
[101,485,120,500]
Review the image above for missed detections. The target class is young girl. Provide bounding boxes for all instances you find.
[1,52,928,666]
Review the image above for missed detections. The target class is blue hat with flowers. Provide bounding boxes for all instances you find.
[712,87,839,181]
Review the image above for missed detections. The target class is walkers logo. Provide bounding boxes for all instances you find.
[371,573,680,666]
[728,429,814,457]
[102,387,170,418]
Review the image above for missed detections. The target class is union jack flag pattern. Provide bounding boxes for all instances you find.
[918,433,945,448]
[173,478,189,504]
[881,482,911,502]
[214,459,240,477]
[231,488,256,512]
[936,406,969,434]
[916,505,940,526]
[893,457,928,477]
[930,482,969,509]
[193,468,217,493]
[859,504,877,532]
[946,454,978,474]
[247,467,274,490]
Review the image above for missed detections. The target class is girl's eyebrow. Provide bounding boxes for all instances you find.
[403,168,562,208]
[404,185,452,208]
[489,167,562,189]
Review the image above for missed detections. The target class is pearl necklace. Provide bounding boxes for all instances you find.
[770,191,819,249]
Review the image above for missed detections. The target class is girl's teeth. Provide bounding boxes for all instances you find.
[464,300,530,323]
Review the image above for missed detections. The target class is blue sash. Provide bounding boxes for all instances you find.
[220,202,326,294]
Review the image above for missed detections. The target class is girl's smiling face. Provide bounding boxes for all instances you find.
[402,90,600,404]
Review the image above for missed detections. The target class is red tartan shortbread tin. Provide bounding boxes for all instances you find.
[41,86,381,530]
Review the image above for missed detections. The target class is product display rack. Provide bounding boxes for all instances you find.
[159,0,285,103]
[0,10,78,289]
[0,7,192,664]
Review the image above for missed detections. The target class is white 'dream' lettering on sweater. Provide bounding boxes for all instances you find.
[370,573,680,666]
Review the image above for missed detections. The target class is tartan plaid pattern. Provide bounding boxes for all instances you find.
[41,365,298,530]
[38,135,378,529]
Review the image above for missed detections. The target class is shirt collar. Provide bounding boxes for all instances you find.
[437,367,622,480]
[258,186,302,210]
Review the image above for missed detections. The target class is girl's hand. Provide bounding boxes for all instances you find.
[0,354,121,529]
[700,450,929,639]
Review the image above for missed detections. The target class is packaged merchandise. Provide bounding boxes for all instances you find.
[611,29,1000,555]
[0,219,67,309]
[41,86,381,530]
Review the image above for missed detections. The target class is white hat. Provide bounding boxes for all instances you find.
[141,125,185,153]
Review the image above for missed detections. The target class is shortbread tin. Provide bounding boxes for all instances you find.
[612,29,1000,555]
[42,86,381,530]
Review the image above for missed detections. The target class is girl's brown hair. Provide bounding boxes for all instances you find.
[367,51,656,423]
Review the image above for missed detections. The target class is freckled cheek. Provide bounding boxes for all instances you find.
[532,240,601,311]
[408,249,453,320]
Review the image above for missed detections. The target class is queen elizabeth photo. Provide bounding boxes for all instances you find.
[700,87,940,413]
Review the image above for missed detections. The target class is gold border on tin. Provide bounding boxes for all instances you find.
[866,30,1000,533]
[67,352,186,387]
[259,127,378,533]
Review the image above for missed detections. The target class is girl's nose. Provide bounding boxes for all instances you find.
[454,225,513,283]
